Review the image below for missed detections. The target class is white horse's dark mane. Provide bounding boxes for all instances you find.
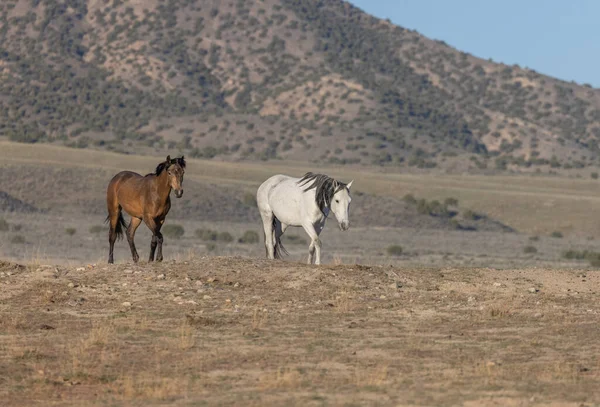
[297,172,348,215]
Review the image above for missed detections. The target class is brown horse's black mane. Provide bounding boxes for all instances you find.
[297,172,348,215]
[147,156,186,177]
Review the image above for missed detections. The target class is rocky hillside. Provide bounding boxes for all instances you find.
[1,0,600,170]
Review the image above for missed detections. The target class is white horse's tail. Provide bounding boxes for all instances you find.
[271,217,289,259]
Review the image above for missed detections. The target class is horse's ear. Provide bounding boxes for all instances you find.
[165,155,171,167]
[347,180,354,189]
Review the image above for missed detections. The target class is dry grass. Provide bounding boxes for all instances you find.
[1,257,599,406]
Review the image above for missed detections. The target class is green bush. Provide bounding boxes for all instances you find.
[386,245,403,256]
[89,225,104,234]
[11,235,26,244]
[196,228,217,241]
[238,230,260,244]
[444,197,459,207]
[65,228,77,236]
[591,172,599,180]
[242,192,257,207]
[523,246,537,254]
[0,218,8,232]
[462,210,480,221]
[218,232,234,243]
[162,224,185,239]
[402,194,417,205]
[529,236,540,241]
[550,231,563,238]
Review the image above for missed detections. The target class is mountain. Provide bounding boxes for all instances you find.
[1,0,599,171]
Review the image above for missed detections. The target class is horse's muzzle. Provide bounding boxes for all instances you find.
[340,221,350,231]
[175,189,184,198]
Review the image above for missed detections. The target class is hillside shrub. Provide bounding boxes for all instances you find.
[163,224,185,239]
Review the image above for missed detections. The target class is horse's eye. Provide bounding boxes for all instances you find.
[335,199,339,203]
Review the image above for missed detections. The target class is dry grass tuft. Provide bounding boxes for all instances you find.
[353,364,389,388]
[259,367,302,390]
[118,373,189,400]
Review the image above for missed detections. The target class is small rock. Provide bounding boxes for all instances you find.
[186,300,198,305]
[225,299,231,303]
[493,282,502,287]
[234,282,240,288]
[528,287,539,293]
[75,267,85,272]
[379,295,386,300]
[68,282,75,288]
[156,274,166,280]
[122,302,132,307]
[468,296,476,302]
[203,295,212,300]
[124,269,133,274]
[534,312,543,318]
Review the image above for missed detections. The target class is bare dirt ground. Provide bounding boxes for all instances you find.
[1,258,599,406]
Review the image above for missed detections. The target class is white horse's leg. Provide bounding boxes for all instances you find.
[260,212,275,259]
[302,223,321,265]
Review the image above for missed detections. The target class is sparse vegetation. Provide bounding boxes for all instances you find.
[242,192,257,207]
[462,210,480,221]
[218,232,234,243]
[386,245,403,256]
[0,0,596,169]
[0,259,598,406]
[239,230,260,244]
[551,231,564,238]
[196,228,218,241]
[523,245,537,254]
[162,224,185,239]
[65,228,77,236]
[0,218,8,232]
[89,225,104,234]
[10,235,25,244]
[282,234,307,245]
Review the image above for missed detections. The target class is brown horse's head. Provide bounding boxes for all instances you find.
[156,155,186,198]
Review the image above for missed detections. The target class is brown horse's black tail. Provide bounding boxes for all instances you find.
[105,210,127,241]
[272,217,289,259]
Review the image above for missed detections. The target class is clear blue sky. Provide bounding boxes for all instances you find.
[348,0,600,87]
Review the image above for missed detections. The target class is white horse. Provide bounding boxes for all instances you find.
[257,172,353,265]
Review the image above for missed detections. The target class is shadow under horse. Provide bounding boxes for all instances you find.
[105,155,186,264]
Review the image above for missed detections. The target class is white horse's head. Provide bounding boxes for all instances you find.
[331,180,353,231]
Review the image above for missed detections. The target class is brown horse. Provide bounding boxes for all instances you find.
[105,155,186,264]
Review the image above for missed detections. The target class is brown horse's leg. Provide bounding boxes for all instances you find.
[108,217,117,264]
[155,226,164,262]
[144,216,158,262]
[107,199,120,264]
[126,217,142,263]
